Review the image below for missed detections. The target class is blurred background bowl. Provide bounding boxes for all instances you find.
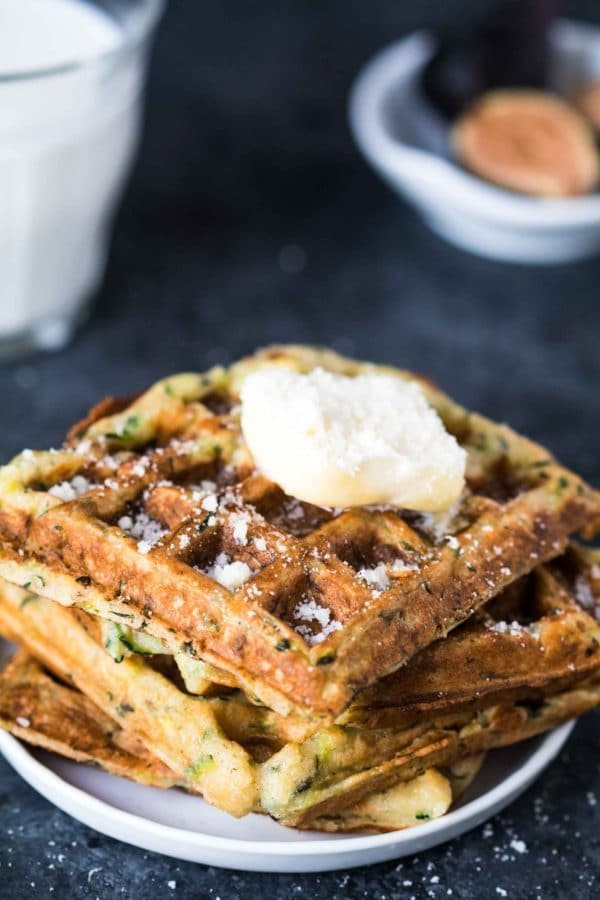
[349,19,600,264]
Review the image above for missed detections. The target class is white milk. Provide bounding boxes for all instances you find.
[0,0,157,353]
[0,0,118,74]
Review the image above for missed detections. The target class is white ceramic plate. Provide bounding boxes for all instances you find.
[0,709,574,872]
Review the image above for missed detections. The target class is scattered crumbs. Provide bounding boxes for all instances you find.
[204,552,252,591]
[167,881,176,891]
[510,838,527,854]
[587,791,597,808]
[483,823,494,839]
[49,474,96,501]
[293,597,342,645]
[118,510,167,553]
[496,889,507,898]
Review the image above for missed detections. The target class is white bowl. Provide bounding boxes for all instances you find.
[349,19,600,264]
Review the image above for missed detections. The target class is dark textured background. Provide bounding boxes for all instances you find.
[1,1,600,897]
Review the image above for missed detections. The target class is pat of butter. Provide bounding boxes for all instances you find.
[240,367,466,511]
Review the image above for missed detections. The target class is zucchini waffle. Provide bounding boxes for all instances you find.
[0,346,598,725]
[1,344,599,834]
[1,544,599,828]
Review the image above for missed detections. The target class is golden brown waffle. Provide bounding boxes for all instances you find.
[0,582,257,817]
[0,345,598,722]
[261,677,600,826]
[341,545,600,730]
[0,651,180,789]
[0,649,461,834]
[2,610,596,829]
[1,553,599,828]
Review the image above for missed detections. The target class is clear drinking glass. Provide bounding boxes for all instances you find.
[0,0,164,359]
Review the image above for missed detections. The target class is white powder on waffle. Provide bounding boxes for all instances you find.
[357,563,390,596]
[230,510,251,546]
[100,454,121,471]
[241,367,466,511]
[254,537,267,552]
[293,597,342,646]
[487,620,539,639]
[204,552,252,591]
[390,558,419,574]
[190,480,217,503]
[131,457,151,477]
[201,493,219,512]
[118,511,167,554]
[49,474,96,501]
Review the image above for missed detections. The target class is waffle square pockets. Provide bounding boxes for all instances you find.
[0,346,598,727]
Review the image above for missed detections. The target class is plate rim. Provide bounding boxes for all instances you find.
[0,721,575,859]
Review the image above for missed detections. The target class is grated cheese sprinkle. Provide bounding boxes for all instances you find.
[118,511,167,554]
[357,563,390,596]
[49,474,96,501]
[293,597,342,645]
[204,552,253,591]
[230,510,251,546]
[487,620,539,639]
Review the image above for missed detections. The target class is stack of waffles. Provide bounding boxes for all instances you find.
[0,345,599,832]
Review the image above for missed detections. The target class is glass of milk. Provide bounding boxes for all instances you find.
[0,0,164,358]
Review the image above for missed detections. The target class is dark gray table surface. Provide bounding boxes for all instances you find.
[1,2,600,897]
